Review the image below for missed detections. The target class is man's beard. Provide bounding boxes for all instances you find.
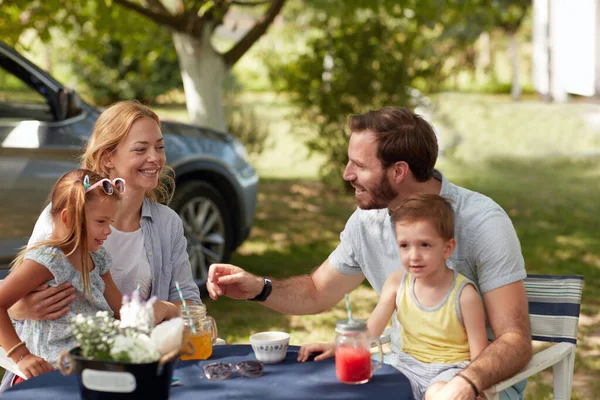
[358,175,398,210]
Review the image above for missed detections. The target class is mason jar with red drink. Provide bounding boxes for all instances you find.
[335,319,382,384]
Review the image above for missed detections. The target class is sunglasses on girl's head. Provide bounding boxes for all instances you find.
[83,175,126,195]
[202,361,264,380]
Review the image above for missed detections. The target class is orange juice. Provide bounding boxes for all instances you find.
[181,331,213,360]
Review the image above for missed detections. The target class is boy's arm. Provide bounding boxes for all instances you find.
[101,272,123,319]
[0,260,53,362]
[367,269,404,338]
[460,284,488,361]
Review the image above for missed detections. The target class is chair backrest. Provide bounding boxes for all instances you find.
[525,274,584,344]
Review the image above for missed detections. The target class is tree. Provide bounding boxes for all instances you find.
[1,0,286,131]
[265,0,491,187]
[491,0,531,100]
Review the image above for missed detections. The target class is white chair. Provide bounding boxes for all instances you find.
[378,274,584,400]
[485,274,584,400]
[0,345,26,380]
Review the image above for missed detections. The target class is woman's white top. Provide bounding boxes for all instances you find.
[104,226,152,300]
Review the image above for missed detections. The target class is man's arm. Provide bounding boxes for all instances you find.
[207,259,365,315]
[433,281,531,400]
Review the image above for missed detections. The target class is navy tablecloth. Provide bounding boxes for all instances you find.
[3,345,412,399]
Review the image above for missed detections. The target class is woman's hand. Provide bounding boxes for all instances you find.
[8,283,76,321]
[297,342,336,362]
[153,301,179,326]
[17,354,54,379]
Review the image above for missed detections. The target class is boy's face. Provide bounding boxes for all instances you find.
[395,219,455,278]
[85,197,118,252]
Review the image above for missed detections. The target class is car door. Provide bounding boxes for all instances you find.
[0,49,83,268]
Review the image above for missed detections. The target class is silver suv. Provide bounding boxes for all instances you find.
[0,41,258,285]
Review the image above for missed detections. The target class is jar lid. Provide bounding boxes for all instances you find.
[335,319,367,333]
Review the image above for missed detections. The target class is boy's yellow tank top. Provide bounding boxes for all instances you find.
[396,270,474,363]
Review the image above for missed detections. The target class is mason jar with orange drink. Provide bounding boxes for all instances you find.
[179,304,218,360]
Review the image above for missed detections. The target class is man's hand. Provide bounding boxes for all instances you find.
[9,282,76,321]
[206,264,264,301]
[297,342,336,362]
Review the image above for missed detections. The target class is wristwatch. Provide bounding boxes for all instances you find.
[248,277,272,302]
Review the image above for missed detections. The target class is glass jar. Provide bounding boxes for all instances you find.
[334,319,382,384]
[179,304,218,360]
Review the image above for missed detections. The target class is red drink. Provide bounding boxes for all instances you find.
[335,346,372,384]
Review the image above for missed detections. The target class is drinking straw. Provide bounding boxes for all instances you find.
[136,282,141,293]
[345,293,353,321]
[175,281,197,335]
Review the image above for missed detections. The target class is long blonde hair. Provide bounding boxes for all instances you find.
[81,100,174,204]
[11,170,119,299]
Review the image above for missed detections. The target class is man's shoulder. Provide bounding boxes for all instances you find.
[448,181,508,222]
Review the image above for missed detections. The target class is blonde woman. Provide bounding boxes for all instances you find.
[2,101,200,389]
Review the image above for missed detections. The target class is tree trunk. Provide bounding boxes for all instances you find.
[476,32,491,83]
[509,32,521,100]
[172,27,228,132]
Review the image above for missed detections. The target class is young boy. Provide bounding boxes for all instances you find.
[298,194,488,400]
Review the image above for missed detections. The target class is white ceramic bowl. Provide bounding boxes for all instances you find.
[249,331,290,364]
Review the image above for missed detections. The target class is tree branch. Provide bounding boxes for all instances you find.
[223,0,286,67]
[112,0,182,30]
[231,0,271,6]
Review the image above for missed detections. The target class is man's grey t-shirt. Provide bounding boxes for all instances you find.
[328,170,526,350]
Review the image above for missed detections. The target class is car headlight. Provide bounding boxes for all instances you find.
[232,138,250,163]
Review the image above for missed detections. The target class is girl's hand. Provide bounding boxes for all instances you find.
[17,354,54,379]
[297,342,336,362]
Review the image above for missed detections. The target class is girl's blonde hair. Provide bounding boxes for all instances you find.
[11,169,120,299]
[81,100,174,204]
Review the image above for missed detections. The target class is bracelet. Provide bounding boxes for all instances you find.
[5,341,26,358]
[456,372,480,398]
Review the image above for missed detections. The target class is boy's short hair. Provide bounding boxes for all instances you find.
[391,193,455,240]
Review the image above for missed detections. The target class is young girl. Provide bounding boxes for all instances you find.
[0,169,137,381]
[298,194,488,400]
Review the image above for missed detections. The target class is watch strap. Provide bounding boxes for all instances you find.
[248,277,272,302]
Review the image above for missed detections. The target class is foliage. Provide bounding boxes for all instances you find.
[491,0,530,33]
[61,4,182,105]
[223,79,271,160]
[264,0,493,188]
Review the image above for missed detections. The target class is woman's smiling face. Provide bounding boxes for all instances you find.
[104,117,166,194]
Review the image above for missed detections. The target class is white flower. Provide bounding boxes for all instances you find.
[110,335,160,364]
[120,291,156,334]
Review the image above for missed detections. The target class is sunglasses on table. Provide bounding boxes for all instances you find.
[83,175,126,195]
[202,361,264,380]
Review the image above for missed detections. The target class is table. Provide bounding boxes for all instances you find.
[3,345,412,399]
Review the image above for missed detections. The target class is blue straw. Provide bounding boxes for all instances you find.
[175,281,196,335]
[345,293,353,321]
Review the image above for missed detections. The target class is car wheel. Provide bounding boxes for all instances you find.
[171,181,232,284]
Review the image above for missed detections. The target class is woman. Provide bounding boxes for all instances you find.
[2,101,200,389]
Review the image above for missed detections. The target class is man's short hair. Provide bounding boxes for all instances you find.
[348,107,438,182]
[391,194,454,241]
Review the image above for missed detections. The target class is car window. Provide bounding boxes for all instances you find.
[0,64,53,122]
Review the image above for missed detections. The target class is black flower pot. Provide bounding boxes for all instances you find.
[58,347,176,400]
